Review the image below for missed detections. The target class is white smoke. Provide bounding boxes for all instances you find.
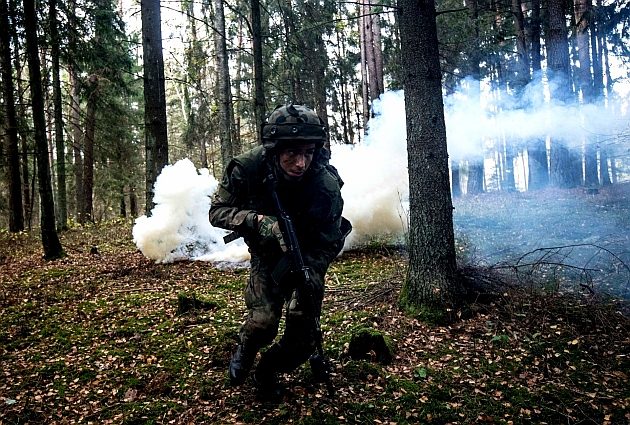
[132,159,249,264]
[331,91,409,247]
[133,81,628,264]
[444,77,629,161]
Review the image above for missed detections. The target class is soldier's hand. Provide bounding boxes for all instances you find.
[257,215,287,252]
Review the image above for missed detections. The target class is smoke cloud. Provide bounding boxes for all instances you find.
[133,81,628,268]
[132,159,250,265]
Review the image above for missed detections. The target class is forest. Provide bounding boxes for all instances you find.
[1,0,629,423]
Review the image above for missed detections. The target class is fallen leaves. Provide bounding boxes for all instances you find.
[0,222,628,424]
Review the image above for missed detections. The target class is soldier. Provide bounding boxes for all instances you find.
[209,104,351,396]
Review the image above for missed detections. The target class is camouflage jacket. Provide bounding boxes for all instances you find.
[209,145,349,272]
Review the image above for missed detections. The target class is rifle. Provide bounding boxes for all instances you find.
[265,166,336,397]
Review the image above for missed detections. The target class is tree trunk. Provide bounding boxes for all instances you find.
[251,0,265,144]
[358,4,370,126]
[583,143,598,186]
[69,0,83,220]
[141,0,169,213]
[23,0,64,259]
[527,139,549,189]
[234,16,245,155]
[547,0,579,188]
[503,142,516,191]
[574,0,597,186]
[525,0,547,190]
[599,148,611,186]
[550,144,580,188]
[467,159,484,194]
[49,0,67,230]
[370,2,384,97]
[451,162,461,198]
[512,0,530,89]
[574,0,593,100]
[130,186,139,217]
[213,0,235,166]
[82,75,98,223]
[303,1,330,149]
[10,0,31,227]
[69,68,84,220]
[546,0,571,100]
[530,0,542,74]
[363,0,384,103]
[398,0,459,314]
[464,0,485,195]
[0,0,24,232]
[590,2,604,97]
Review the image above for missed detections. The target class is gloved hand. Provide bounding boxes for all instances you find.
[257,215,287,252]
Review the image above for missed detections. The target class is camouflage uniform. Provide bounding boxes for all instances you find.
[210,140,349,384]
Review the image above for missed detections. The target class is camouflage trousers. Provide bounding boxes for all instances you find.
[239,254,325,373]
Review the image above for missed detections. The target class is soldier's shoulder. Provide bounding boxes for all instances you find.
[311,164,342,194]
[231,145,265,174]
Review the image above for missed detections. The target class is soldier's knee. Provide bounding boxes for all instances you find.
[243,306,281,346]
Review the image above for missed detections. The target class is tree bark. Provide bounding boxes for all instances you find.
[547,0,580,188]
[546,0,571,100]
[23,0,64,259]
[503,142,516,191]
[467,159,484,194]
[574,0,597,186]
[451,162,461,198]
[599,147,611,186]
[303,1,330,149]
[527,139,549,189]
[0,0,24,232]
[49,0,67,230]
[590,1,604,97]
[70,68,84,220]
[251,0,265,144]
[574,0,593,100]
[213,0,235,165]
[82,75,98,223]
[141,0,169,212]
[363,0,384,102]
[10,0,32,226]
[530,0,542,74]
[68,0,83,220]
[358,4,369,126]
[398,0,459,313]
[512,0,530,89]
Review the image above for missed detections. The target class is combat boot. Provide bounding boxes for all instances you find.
[229,344,257,386]
[253,344,284,401]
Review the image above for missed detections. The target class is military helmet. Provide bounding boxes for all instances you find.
[262,104,327,150]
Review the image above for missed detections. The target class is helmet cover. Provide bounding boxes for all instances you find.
[262,104,327,150]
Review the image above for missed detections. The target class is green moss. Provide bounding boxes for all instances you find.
[343,360,383,381]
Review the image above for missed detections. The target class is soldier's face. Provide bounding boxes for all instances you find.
[278,143,316,180]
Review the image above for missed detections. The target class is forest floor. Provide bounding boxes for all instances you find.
[1,186,629,425]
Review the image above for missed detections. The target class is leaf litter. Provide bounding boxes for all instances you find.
[0,220,628,424]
